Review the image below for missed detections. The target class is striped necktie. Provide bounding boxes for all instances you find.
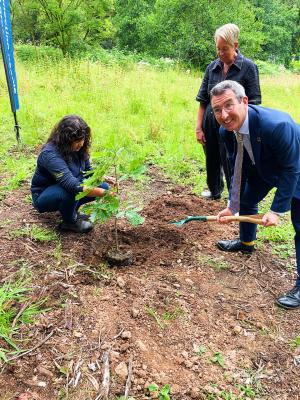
[230,132,244,214]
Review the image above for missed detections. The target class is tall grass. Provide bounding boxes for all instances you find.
[1,54,300,194]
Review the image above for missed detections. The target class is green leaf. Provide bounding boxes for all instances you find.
[160,384,171,399]
[125,211,145,226]
[211,351,225,369]
[148,383,159,392]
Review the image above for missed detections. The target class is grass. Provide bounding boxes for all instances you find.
[290,335,300,348]
[0,278,47,360]
[145,305,184,329]
[197,254,230,271]
[10,224,59,242]
[2,56,300,197]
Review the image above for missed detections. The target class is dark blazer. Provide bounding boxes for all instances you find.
[220,105,300,213]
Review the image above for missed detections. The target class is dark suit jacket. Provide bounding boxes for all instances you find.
[220,105,300,213]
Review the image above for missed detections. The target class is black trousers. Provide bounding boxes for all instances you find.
[202,104,232,197]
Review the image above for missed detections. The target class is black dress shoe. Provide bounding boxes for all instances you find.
[217,239,254,254]
[276,286,300,309]
[60,218,93,233]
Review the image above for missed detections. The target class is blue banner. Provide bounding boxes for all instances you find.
[0,0,19,113]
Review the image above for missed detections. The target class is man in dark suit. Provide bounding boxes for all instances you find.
[210,80,300,309]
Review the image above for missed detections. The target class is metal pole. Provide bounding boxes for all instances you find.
[13,111,20,143]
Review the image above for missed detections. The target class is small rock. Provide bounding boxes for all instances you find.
[190,387,200,398]
[185,278,194,285]
[117,276,126,288]
[115,362,128,380]
[171,384,181,394]
[120,343,130,353]
[173,283,181,289]
[73,331,83,338]
[233,325,243,335]
[191,356,199,364]
[37,366,54,378]
[110,351,120,361]
[88,363,97,372]
[121,330,132,339]
[184,360,193,369]
[181,350,189,359]
[136,340,147,352]
[131,308,140,318]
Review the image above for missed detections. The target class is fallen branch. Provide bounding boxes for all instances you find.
[6,330,55,362]
[96,351,110,400]
[64,299,73,330]
[124,356,133,399]
[11,302,29,334]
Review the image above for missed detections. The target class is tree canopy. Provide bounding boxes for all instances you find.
[11,0,300,67]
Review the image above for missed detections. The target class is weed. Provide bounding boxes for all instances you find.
[204,395,216,400]
[23,194,33,204]
[92,287,103,296]
[242,367,263,395]
[220,390,236,400]
[145,306,165,329]
[238,385,256,399]
[53,240,63,262]
[290,335,300,348]
[161,307,184,321]
[197,255,230,271]
[147,383,171,400]
[211,352,225,369]
[146,306,183,329]
[0,219,12,228]
[197,345,207,356]
[10,224,58,242]
[0,279,48,357]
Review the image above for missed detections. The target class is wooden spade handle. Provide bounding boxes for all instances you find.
[206,214,264,225]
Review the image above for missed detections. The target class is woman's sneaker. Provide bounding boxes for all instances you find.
[60,218,93,233]
[201,189,212,198]
[201,189,221,200]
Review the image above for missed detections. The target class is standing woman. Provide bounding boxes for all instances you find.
[195,23,261,200]
[31,115,113,233]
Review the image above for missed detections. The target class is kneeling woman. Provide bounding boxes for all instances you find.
[31,115,112,233]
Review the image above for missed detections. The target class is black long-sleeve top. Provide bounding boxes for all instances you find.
[196,50,261,105]
[31,142,91,195]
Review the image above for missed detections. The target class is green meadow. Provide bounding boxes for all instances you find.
[2,58,300,190]
[0,55,299,257]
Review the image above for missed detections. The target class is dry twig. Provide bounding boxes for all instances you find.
[6,330,55,362]
[124,356,133,398]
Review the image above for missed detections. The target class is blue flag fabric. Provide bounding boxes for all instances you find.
[0,0,19,112]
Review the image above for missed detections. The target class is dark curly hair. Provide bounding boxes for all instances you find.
[47,115,91,160]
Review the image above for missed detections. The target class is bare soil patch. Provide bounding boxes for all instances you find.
[0,168,299,400]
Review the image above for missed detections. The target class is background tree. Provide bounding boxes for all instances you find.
[11,0,114,55]
[139,0,264,68]
[250,0,299,65]
[113,0,155,51]
[11,0,41,45]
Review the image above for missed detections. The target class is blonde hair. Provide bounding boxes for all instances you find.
[214,23,240,47]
